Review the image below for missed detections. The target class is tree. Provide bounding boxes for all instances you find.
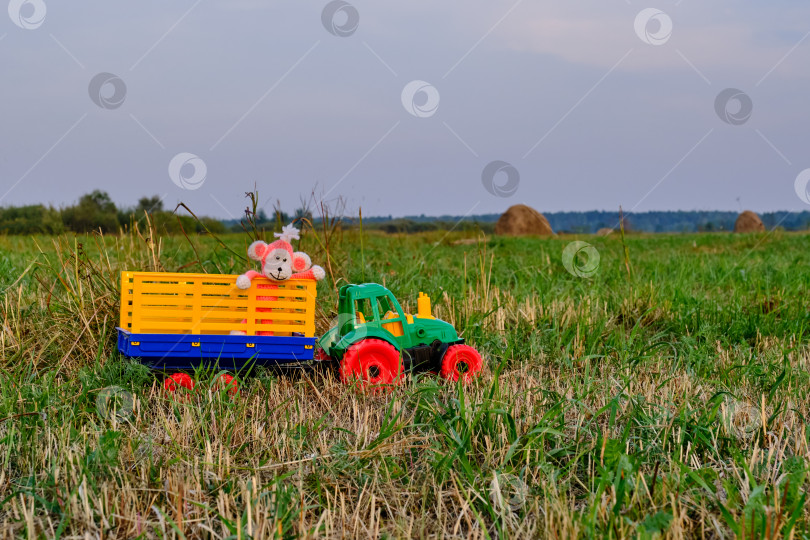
[0,205,64,234]
[136,195,163,215]
[61,190,119,233]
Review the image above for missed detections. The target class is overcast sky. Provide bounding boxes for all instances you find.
[2,0,810,219]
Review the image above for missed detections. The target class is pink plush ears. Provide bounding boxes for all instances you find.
[291,252,312,272]
[247,241,269,262]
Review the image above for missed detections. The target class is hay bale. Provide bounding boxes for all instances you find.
[494,205,553,236]
[734,210,765,233]
[596,228,614,237]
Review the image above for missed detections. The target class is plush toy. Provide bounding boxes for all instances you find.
[235,224,325,288]
[232,224,324,336]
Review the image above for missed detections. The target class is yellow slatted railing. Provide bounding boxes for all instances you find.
[119,272,317,337]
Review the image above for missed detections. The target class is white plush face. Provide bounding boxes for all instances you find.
[261,247,293,281]
[247,239,313,282]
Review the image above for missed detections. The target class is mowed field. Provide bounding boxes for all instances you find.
[1,228,810,538]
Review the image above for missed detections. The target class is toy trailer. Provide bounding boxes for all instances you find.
[117,272,318,391]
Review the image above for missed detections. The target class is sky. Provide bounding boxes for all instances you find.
[1,0,810,219]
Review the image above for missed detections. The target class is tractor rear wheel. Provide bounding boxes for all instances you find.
[440,345,483,383]
[339,339,403,392]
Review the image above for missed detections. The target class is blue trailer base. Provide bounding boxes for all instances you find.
[117,328,317,371]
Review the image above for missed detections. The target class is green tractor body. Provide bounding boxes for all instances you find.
[318,283,464,371]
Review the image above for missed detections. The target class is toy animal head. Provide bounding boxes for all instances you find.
[247,224,312,281]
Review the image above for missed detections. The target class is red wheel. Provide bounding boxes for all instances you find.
[339,339,403,392]
[212,373,239,397]
[440,345,483,383]
[163,373,196,395]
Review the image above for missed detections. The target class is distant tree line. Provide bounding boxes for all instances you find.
[0,191,316,236]
[3,195,810,235]
[0,190,226,235]
[358,210,810,234]
[538,210,810,234]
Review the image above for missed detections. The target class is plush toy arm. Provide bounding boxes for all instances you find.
[290,265,325,281]
[236,270,262,289]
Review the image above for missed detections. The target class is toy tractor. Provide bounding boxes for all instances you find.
[317,283,483,388]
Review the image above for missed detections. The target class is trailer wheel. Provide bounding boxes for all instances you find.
[440,345,483,383]
[164,373,196,395]
[340,339,403,392]
[212,373,239,397]
[314,347,332,362]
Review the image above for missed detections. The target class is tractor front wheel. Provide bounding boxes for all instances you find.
[440,345,483,383]
[339,339,403,392]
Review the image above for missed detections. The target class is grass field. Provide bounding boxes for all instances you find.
[1,226,809,538]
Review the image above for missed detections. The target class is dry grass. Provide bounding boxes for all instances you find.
[1,227,810,538]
